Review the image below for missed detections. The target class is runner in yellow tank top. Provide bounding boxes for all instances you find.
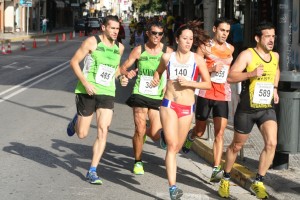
[219,22,280,199]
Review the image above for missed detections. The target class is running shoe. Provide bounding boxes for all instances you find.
[133,161,144,175]
[250,181,269,199]
[169,185,183,200]
[86,171,103,185]
[160,130,167,150]
[210,165,223,183]
[67,114,78,137]
[182,129,194,154]
[218,178,230,198]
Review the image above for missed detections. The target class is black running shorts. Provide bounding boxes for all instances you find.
[126,94,162,110]
[75,94,115,116]
[234,108,277,134]
[195,96,229,121]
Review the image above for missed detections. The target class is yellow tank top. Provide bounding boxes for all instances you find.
[243,48,278,109]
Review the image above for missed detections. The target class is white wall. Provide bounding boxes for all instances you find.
[4,2,14,32]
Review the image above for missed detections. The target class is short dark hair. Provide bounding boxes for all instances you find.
[213,17,231,28]
[147,21,164,31]
[103,15,119,26]
[255,21,275,37]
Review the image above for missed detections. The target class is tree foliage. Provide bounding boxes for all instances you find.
[133,0,166,13]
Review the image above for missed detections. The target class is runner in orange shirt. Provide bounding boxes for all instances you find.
[182,18,234,183]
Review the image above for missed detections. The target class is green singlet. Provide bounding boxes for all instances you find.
[75,37,121,97]
[133,48,166,100]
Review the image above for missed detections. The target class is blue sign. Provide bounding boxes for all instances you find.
[20,0,32,7]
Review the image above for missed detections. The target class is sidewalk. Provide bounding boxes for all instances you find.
[192,121,300,199]
[0,28,73,42]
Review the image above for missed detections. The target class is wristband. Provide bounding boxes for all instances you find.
[274,86,278,89]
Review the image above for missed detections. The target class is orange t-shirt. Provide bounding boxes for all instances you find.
[198,41,233,101]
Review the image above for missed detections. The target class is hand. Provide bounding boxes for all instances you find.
[252,64,264,77]
[177,76,189,86]
[84,83,95,96]
[213,63,223,72]
[120,75,129,87]
[151,78,160,87]
[274,89,279,104]
[126,68,138,79]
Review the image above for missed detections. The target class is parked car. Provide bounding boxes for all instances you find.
[74,18,85,32]
[87,17,101,33]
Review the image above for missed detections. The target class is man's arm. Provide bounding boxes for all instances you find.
[273,52,280,104]
[118,45,141,78]
[70,37,97,94]
[227,49,263,83]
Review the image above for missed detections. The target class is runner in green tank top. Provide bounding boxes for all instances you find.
[67,15,125,185]
[119,21,173,175]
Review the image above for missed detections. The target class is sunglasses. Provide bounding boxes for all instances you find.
[151,31,164,36]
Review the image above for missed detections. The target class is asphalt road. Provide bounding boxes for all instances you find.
[0,27,256,200]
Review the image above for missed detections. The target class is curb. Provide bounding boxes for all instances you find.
[192,137,255,190]
[1,30,73,43]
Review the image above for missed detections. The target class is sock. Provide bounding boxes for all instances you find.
[213,166,220,171]
[223,171,231,180]
[169,185,177,192]
[89,166,97,172]
[135,160,142,163]
[188,131,195,141]
[255,173,264,182]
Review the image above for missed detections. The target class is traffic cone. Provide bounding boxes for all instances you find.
[62,33,66,41]
[33,38,37,48]
[6,42,12,54]
[56,34,59,43]
[69,32,73,40]
[21,39,26,51]
[46,36,49,45]
[1,42,7,55]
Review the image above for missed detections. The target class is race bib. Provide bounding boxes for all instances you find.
[169,65,192,81]
[210,65,229,83]
[95,64,115,86]
[139,75,158,95]
[252,82,274,104]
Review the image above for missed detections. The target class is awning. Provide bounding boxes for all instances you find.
[55,0,65,8]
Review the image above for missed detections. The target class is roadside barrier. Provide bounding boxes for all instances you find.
[56,34,59,43]
[1,42,7,54]
[73,30,75,38]
[6,42,12,54]
[33,38,37,48]
[62,33,66,41]
[69,32,73,40]
[21,39,26,51]
[46,36,49,45]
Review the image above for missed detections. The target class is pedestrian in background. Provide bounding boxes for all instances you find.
[230,17,244,61]
[182,18,234,183]
[67,15,125,185]
[151,23,211,200]
[218,21,280,199]
[166,11,175,46]
[117,18,125,44]
[42,17,48,34]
